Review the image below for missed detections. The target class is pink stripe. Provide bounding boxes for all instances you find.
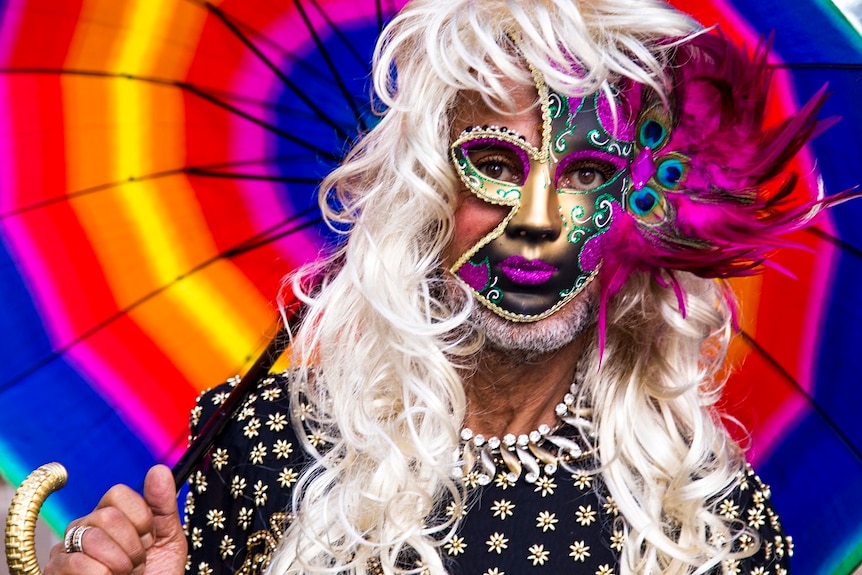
[227,1,406,264]
[0,79,15,213]
[2,215,79,345]
[691,0,835,463]
[0,3,25,63]
[65,345,174,457]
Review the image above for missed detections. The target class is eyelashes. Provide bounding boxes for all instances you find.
[471,151,527,185]
[557,159,617,191]
[462,141,623,193]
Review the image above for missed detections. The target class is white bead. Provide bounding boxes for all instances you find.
[460,428,473,441]
[517,434,529,447]
[488,436,501,449]
[529,430,541,443]
[503,434,516,446]
[473,434,485,447]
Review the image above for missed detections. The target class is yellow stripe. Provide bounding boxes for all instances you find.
[62,0,277,388]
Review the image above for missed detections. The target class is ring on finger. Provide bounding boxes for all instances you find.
[64,525,92,554]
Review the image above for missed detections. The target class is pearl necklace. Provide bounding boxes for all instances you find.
[456,381,594,486]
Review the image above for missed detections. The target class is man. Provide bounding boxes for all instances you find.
[48,0,824,573]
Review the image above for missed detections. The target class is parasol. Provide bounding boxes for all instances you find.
[0,1,860,573]
[0,0,406,531]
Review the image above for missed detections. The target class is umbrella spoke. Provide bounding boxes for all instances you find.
[806,226,862,260]
[0,68,343,160]
[739,330,862,464]
[0,207,322,394]
[200,1,354,142]
[293,0,368,132]
[185,169,320,185]
[775,62,862,70]
[308,0,376,67]
[225,209,324,258]
[0,156,320,218]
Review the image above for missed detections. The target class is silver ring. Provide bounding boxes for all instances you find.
[64,525,91,554]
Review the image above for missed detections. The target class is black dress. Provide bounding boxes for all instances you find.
[184,374,792,575]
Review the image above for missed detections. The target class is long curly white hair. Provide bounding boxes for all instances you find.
[267,1,751,573]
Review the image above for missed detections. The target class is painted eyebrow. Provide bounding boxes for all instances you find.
[554,149,628,178]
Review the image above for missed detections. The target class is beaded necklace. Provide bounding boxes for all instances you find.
[456,380,595,486]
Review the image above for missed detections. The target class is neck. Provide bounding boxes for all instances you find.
[462,336,586,438]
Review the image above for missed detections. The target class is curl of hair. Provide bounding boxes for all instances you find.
[574,273,758,574]
[264,1,759,574]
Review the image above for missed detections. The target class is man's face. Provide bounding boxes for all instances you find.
[447,81,634,323]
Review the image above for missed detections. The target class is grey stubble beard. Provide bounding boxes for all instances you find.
[469,289,598,362]
[440,274,599,362]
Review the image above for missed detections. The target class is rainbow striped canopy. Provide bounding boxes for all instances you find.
[1,1,860,573]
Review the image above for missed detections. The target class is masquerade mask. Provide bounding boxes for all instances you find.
[449,74,635,321]
[449,33,845,348]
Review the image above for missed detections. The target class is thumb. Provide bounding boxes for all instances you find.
[142,464,183,548]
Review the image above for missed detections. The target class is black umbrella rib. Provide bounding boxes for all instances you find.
[738,330,862,464]
[293,0,368,132]
[805,226,862,261]
[201,2,353,142]
[225,212,325,258]
[0,67,340,162]
[308,0,375,67]
[376,0,385,34]
[0,207,322,395]
[0,166,188,219]
[180,82,340,162]
[773,62,862,70]
[0,158,321,219]
[185,169,321,184]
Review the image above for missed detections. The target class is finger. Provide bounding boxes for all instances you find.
[71,526,137,575]
[142,465,184,548]
[45,546,114,575]
[83,506,148,567]
[96,483,155,542]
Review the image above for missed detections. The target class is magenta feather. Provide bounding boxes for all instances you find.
[593,32,857,349]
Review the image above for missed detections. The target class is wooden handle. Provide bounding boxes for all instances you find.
[5,462,68,575]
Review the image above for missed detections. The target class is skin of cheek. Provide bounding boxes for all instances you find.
[443,192,510,269]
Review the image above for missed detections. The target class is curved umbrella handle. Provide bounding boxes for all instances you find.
[5,462,68,575]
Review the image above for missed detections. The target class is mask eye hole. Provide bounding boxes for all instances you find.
[627,186,665,223]
[557,160,617,192]
[555,151,626,193]
[655,157,686,189]
[462,143,528,185]
[639,119,667,149]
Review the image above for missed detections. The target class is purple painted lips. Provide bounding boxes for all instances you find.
[498,255,557,285]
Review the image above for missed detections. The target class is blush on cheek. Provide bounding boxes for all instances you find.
[444,194,510,267]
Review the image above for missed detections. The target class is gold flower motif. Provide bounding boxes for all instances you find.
[575,504,597,526]
[491,499,515,520]
[444,535,467,556]
[527,544,550,566]
[536,511,558,532]
[569,540,590,562]
[486,532,508,554]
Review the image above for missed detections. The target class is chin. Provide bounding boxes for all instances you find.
[470,289,598,357]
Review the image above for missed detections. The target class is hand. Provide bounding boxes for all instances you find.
[45,465,187,575]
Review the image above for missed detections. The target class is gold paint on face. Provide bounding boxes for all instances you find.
[448,77,633,321]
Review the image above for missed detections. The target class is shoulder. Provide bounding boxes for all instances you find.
[184,371,312,573]
[715,463,793,574]
[190,372,294,439]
